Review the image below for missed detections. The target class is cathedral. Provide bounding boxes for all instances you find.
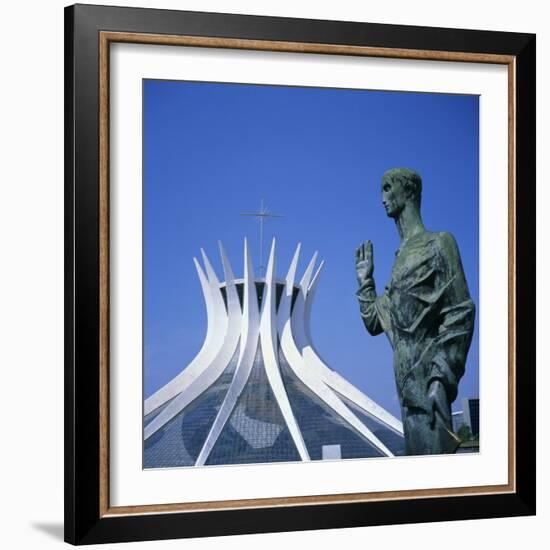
[144,239,404,467]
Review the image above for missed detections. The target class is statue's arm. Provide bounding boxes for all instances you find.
[427,232,476,403]
[356,276,385,336]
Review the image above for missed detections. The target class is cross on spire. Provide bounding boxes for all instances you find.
[240,199,284,276]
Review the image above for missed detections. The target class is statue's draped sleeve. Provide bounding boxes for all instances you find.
[356,277,394,347]
[426,232,476,403]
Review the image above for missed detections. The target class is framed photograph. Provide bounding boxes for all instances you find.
[64,3,536,545]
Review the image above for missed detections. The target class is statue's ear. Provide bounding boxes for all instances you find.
[406,182,419,203]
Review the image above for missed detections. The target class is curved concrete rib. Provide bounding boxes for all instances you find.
[218,241,239,315]
[300,265,403,435]
[195,239,260,466]
[278,246,395,457]
[292,254,321,353]
[302,262,324,348]
[259,239,310,461]
[144,246,241,439]
[144,252,228,416]
[299,251,318,297]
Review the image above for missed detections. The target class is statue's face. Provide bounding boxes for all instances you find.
[381,177,408,218]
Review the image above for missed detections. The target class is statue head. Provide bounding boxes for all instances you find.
[381,168,422,218]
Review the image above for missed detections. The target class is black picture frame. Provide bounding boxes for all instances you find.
[65,3,536,545]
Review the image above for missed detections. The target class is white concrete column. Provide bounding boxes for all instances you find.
[144,249,228,416]
[195,238,260,465]
[278,245,395,457]
[144,245,241,440]
[260,239,310,461]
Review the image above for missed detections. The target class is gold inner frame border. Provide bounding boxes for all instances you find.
[98,31,517,517]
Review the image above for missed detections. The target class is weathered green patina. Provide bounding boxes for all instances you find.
[355,168,475,455]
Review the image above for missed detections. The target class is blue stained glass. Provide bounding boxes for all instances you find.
[143,345,240,469]
[144,340,400,468]
[333,390,406,456]
[206,342,301,465]
[144,395,178,428]
[278,350,385,460]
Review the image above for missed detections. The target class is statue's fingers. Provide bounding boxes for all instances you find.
[367,240,373,257]
[355,246,360,263]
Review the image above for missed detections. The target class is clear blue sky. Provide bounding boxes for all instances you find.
[143,79,479,419]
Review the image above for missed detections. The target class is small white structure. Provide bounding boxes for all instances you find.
[144,239,404,467]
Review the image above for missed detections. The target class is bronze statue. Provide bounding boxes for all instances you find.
[355,168,475,455]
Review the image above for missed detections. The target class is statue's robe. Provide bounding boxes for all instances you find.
[357,231,475,455]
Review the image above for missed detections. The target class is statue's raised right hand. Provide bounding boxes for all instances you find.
[355,240,374,285]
